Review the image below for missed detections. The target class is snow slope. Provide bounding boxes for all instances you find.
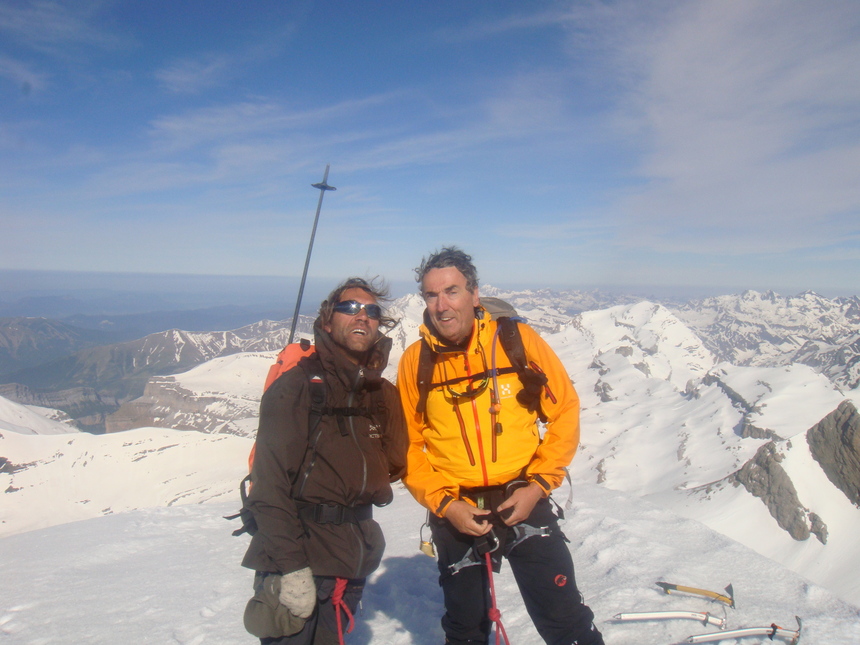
[0,395,78,435]
[1,483,859,644]
[0,423,251,537]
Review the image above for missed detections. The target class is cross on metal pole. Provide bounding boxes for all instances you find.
[288,164,336,344]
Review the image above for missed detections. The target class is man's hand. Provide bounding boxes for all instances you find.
[444,500,494,536]
[496,482,543,526]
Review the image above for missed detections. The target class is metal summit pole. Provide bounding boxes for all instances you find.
[287,164,336,344]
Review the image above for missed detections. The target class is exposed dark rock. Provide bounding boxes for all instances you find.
[703,373,757,414]
[594,380,613,403]
[595,458,606,484]
[732,441,812,541]
[807,400,860,507]
[738,419,782,440]
[633,362,650,376]
[808,512,828,545]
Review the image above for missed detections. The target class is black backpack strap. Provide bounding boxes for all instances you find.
[306,359,326,431]
[496,317,527,372]
[416,337,436,415]
[292,356,328,497]
[496,317,549,421]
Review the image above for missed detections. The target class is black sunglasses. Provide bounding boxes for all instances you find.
[332,300,383,320]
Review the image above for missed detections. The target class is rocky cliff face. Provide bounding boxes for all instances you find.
[104,352,272,437]
[731,440,828,544]
[807,400,860,507]
[105,377,257,436]
[0,382,118,432]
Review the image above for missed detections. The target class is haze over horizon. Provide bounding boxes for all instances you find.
[2,1,859,295]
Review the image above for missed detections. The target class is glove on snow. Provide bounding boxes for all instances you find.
[279,567,316,619]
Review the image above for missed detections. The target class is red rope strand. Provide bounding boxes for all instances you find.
[484,552,511,645]
[331,577,355,645]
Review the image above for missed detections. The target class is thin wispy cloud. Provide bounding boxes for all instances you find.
[0,0,123,54]
[435,6,579,43]
[154,27,295,95]
[147,92,402,153]
[155,54,234,95]
[0,54,46,93]
[606,1,860,255]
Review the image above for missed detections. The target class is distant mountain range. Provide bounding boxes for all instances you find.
[2,287,860,607]
[0,306,295,375]
[1,288,858,432]
[674,290,860,390]
[0,317,315,432]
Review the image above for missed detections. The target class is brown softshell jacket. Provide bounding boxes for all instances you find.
[241,318,407,579]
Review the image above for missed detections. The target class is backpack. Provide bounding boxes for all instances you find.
[227,338,388,537]
[415,298,552,421]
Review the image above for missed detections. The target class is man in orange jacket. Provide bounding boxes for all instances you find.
[397,247,603,645]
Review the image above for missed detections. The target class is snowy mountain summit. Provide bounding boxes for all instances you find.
[2,288,860,643]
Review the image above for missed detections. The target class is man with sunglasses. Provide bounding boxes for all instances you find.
[397,248,603,645]
[242,277,407,645]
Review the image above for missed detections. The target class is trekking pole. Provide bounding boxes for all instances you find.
[288,165,336,344]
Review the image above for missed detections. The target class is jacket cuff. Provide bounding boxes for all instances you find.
[528,474,552,497]
[435,495,455,517]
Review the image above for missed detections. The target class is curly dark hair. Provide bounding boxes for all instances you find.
[318,276,397,329]
[414,246,479,293]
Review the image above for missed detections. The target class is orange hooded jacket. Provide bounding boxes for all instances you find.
[397,309,581,516]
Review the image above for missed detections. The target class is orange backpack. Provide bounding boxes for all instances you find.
[246,339,317,471]
[228,338,320,536]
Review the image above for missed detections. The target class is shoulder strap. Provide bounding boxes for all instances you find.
[305,356,326,435]
[496,317,527,372]
[292,354,328,498]
[416,337,436,415]
[497,317,549,421]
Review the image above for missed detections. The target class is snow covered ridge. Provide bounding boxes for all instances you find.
[3,288,860,610]
[0,425,251,538]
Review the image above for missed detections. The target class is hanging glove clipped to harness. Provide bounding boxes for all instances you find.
[279,567,316,619]
[516,368,548,414]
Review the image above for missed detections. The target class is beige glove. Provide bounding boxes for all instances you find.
[278,567,316,619]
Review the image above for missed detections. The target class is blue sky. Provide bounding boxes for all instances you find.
[2,0,859,297]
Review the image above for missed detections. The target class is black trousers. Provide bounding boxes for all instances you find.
[261,576,364,645]
[430,497,603,645]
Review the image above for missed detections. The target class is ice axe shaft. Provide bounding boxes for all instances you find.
[288,165,336,344]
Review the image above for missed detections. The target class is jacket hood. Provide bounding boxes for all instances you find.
[312,317,393,390]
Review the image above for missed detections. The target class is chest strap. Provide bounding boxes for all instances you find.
[296,502,373,525]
